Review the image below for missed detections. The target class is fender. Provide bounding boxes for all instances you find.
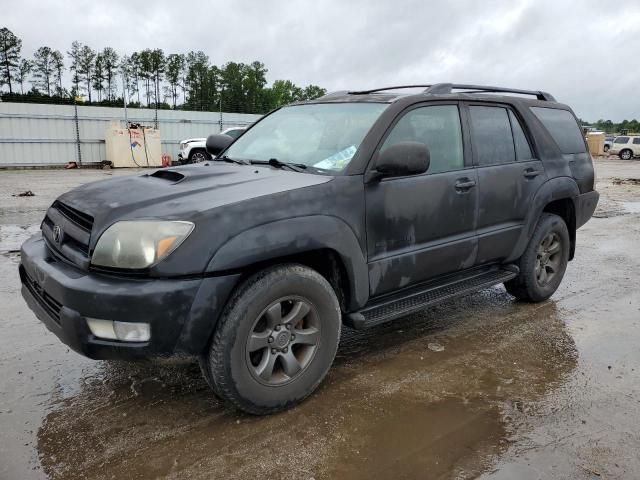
[505,176,579,263]
[206,215,369,310]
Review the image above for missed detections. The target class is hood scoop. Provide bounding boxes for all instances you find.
[147,170,185,183]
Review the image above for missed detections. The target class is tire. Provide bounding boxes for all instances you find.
[188,149,209,163]
[619,149,633,160]
[603,144,609,153]
[504,213,570,302]
[202,264,341,415]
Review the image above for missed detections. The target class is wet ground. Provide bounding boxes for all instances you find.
[1,159,639,479]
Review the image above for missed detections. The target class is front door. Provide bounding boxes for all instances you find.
[365,103,478,297]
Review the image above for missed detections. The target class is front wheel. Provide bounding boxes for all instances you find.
[188,149,209,163]
[504,213,570,302]
[202,264,341,414]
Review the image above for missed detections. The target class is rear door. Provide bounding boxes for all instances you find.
[466,103,547,264]
[365,103,478,297]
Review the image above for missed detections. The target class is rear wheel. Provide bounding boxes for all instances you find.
[202,264,341,414]
[620,149,633,160]
[504,213,570,302]
[604,144,610,153]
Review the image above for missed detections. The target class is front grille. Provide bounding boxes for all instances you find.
[42,201,94,268]
[52,200,94,232]
[20,267,62,325]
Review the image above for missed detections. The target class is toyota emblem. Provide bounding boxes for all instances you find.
[53,225,63,244]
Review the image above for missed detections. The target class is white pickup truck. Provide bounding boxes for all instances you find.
[178,127,247,163]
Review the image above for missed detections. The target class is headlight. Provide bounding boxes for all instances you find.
[91,220,194,269]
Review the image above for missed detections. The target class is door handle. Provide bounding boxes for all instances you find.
[455,179,476,191]
[524,169,541,178]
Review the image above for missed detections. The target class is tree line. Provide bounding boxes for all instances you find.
[0,27,327,113]
[580,118,640,135]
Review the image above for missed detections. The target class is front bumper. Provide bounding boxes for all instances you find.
[576,190,599,229]
[20,234,240,360]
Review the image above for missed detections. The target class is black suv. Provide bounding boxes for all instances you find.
[20,83,599,414]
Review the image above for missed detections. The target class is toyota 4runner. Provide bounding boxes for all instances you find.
[20,83,599,414]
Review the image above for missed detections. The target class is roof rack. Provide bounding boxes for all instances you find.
[348,85,433,95]
[424,83,556,101]
[348,83,556,101]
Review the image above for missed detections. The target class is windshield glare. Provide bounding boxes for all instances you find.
[223,103,388,172]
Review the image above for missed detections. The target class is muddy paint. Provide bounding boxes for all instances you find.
[1,159,639,479]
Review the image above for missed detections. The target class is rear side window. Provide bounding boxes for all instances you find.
[633,138,640,145]
[508,110,534,160]
[530,107,586,154]
[469,106,515,165]
[614,137,629,144]
[382,105,464,174]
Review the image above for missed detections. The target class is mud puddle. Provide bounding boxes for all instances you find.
[325,398,504,479]
[30,293,579,480]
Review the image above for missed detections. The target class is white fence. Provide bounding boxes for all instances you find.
[0,102,262,167]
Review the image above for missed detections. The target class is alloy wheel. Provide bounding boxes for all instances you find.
[536,232,562,286]
[246,297,320,386]
[191,151,207,163]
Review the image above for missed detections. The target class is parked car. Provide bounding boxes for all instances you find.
[608,135,640,160]
[604,135,614,152]
[177,127,247,163]
[20,83,598,415]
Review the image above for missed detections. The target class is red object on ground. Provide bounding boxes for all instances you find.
[161,154,171,167]
[65,162,78,169]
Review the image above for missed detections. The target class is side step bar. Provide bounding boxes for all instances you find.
[345,266,518,330]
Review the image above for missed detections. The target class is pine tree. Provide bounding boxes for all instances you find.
[0,27,21,94]
[32,46,56,96]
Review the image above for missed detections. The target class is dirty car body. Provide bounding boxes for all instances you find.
[20,83,599,414]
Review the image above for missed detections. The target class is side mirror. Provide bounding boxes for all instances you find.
[373,141,430,179]
[205,133,234,157]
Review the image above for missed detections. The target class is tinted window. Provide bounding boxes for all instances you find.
[614,137,629,144]
[633,138,640,145]
[469,106,515,165]
[508,110,533,160]
[530,107,586,154]
[225,129,243,139]
[381,105,464,174]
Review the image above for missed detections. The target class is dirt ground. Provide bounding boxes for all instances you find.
[0,159,639,480]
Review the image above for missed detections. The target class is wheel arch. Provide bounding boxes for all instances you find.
[506,177,579,262]
[206,215,369,312]
[542,198,576,260]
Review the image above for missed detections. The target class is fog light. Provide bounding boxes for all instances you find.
[86,318,117,340]
[113,321,151,342]
[86,318,150,342]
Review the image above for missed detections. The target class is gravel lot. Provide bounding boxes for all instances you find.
[1,158,639,479]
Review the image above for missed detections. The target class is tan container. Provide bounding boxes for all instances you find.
[105,124,162,167]
[586,132,605,156]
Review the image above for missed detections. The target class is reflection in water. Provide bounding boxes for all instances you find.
[37,288,578,479]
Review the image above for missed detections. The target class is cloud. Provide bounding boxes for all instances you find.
[3,0,640,120]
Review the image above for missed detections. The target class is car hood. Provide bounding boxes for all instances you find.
[57,163,332,231]
[182,138,206,143]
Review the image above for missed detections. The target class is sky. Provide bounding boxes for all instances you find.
[3,0,640,121]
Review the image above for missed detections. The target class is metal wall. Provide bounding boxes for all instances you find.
[0,102,262,167]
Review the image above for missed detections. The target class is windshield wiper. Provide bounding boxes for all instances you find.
[250,158,307,172]
[217,155,249,165]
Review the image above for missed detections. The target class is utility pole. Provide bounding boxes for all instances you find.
[122,71,128,126]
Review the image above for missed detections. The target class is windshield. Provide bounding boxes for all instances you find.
[222,103,388,172]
